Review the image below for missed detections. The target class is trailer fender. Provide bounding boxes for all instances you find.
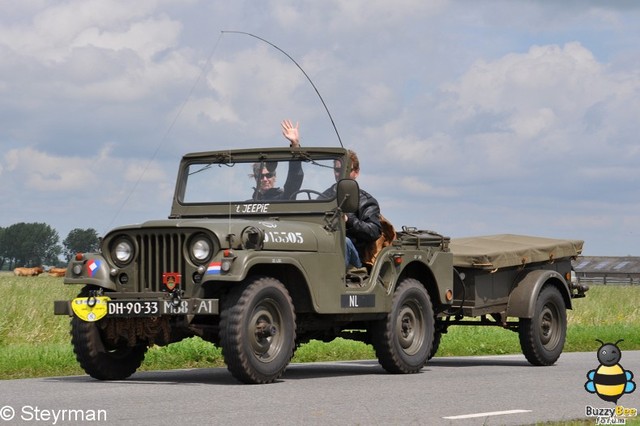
[506,269,571,318]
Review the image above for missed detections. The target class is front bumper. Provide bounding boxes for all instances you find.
[54,294,219,321]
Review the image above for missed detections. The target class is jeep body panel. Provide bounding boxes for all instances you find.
[62,221,453,316]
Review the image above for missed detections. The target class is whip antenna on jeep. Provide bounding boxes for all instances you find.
[221,31,344,148]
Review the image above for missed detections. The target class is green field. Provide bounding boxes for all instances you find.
[1,273,638,380]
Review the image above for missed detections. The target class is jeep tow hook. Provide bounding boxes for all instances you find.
[87,288,103,307]
[170,290,184,307]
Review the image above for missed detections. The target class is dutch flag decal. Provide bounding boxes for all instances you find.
[206,262,222,275]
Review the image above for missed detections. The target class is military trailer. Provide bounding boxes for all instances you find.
[54,146,587,384]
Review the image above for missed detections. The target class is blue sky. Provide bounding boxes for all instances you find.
[1,0,639,256]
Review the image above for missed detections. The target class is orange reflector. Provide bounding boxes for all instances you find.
[393,255,403,265]
[75,253,84,261]
[446,289,453,301]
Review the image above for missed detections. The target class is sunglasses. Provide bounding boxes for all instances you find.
[259,172,275,179]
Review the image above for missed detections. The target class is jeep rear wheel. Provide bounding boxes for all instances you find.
[70,287,146,380]
[518,285,567,366]
[372,278,434,373]
[220,277,296,384]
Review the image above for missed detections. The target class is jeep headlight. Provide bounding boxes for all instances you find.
[190,235,213,263]
[111,237,134,266]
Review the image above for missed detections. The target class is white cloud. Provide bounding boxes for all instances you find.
[4,147,96,191]
[0,145,173,239]
[272,0,448,32]
[58,49,197,102]
[71,16,182,59]
[436,42,640,172]
[124,160,168,183]
[175,97,241,126]
[395,176,457,197]
[384,132,459,169]
[207,46,302,105]
[0,0,162,62]
[2,146,169,193]
[0,0,197,104]
[508,107,556,139]
[442,43,606,121]
[329,0,447,28]
[354,83,397,120]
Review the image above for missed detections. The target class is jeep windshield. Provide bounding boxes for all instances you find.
[174,148,348,212]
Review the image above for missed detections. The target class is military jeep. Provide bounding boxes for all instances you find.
[54,146,587,384]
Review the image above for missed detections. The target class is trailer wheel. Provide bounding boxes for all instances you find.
[70,287,147,380]
[372,278,434,373]
[518,285,567,366]
[220,277,296,384]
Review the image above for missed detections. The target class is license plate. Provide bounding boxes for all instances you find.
[71,297,218,322]
[108,300,160,317]
[107,298,219,317]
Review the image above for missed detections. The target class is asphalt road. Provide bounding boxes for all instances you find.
[1,351,638,425]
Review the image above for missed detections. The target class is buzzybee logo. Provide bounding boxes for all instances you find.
[585,339,636,403]
[584,339,637,425]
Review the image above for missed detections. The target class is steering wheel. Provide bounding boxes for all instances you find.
[289,189,324,200]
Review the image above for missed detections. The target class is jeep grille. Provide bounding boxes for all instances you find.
[136,232,186,292]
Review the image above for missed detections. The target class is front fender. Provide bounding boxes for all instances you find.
[506,269,571,318]
[63,253,117,291]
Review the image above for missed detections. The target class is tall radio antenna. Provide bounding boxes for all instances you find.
[222,31,344,148]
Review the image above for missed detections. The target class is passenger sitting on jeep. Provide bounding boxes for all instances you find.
[251,120,304,201]
[322,150,382,268]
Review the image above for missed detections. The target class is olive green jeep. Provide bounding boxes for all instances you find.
[54,146,587,384]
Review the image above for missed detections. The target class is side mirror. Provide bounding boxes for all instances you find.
[336,179,359,213]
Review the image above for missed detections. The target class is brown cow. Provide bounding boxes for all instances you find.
[13,266,45,276]
[48,267,67,277]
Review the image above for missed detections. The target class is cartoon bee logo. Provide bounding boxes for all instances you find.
[585,339,636,403]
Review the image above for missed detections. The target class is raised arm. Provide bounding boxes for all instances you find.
[280,119,303,198]
[281,119,300,147]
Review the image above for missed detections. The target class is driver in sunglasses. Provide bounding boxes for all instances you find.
[251,120,304,200]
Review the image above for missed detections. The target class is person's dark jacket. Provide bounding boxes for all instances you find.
[320,183,382,255]
[254,161,303,201]
[346,189,382,254]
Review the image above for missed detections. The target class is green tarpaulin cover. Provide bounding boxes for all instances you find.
[449,234,584,270]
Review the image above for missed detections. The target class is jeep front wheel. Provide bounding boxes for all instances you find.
[220,277,296,384]
[70,288,147,380]
[518,285,567,366]
[372,278,434,373]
